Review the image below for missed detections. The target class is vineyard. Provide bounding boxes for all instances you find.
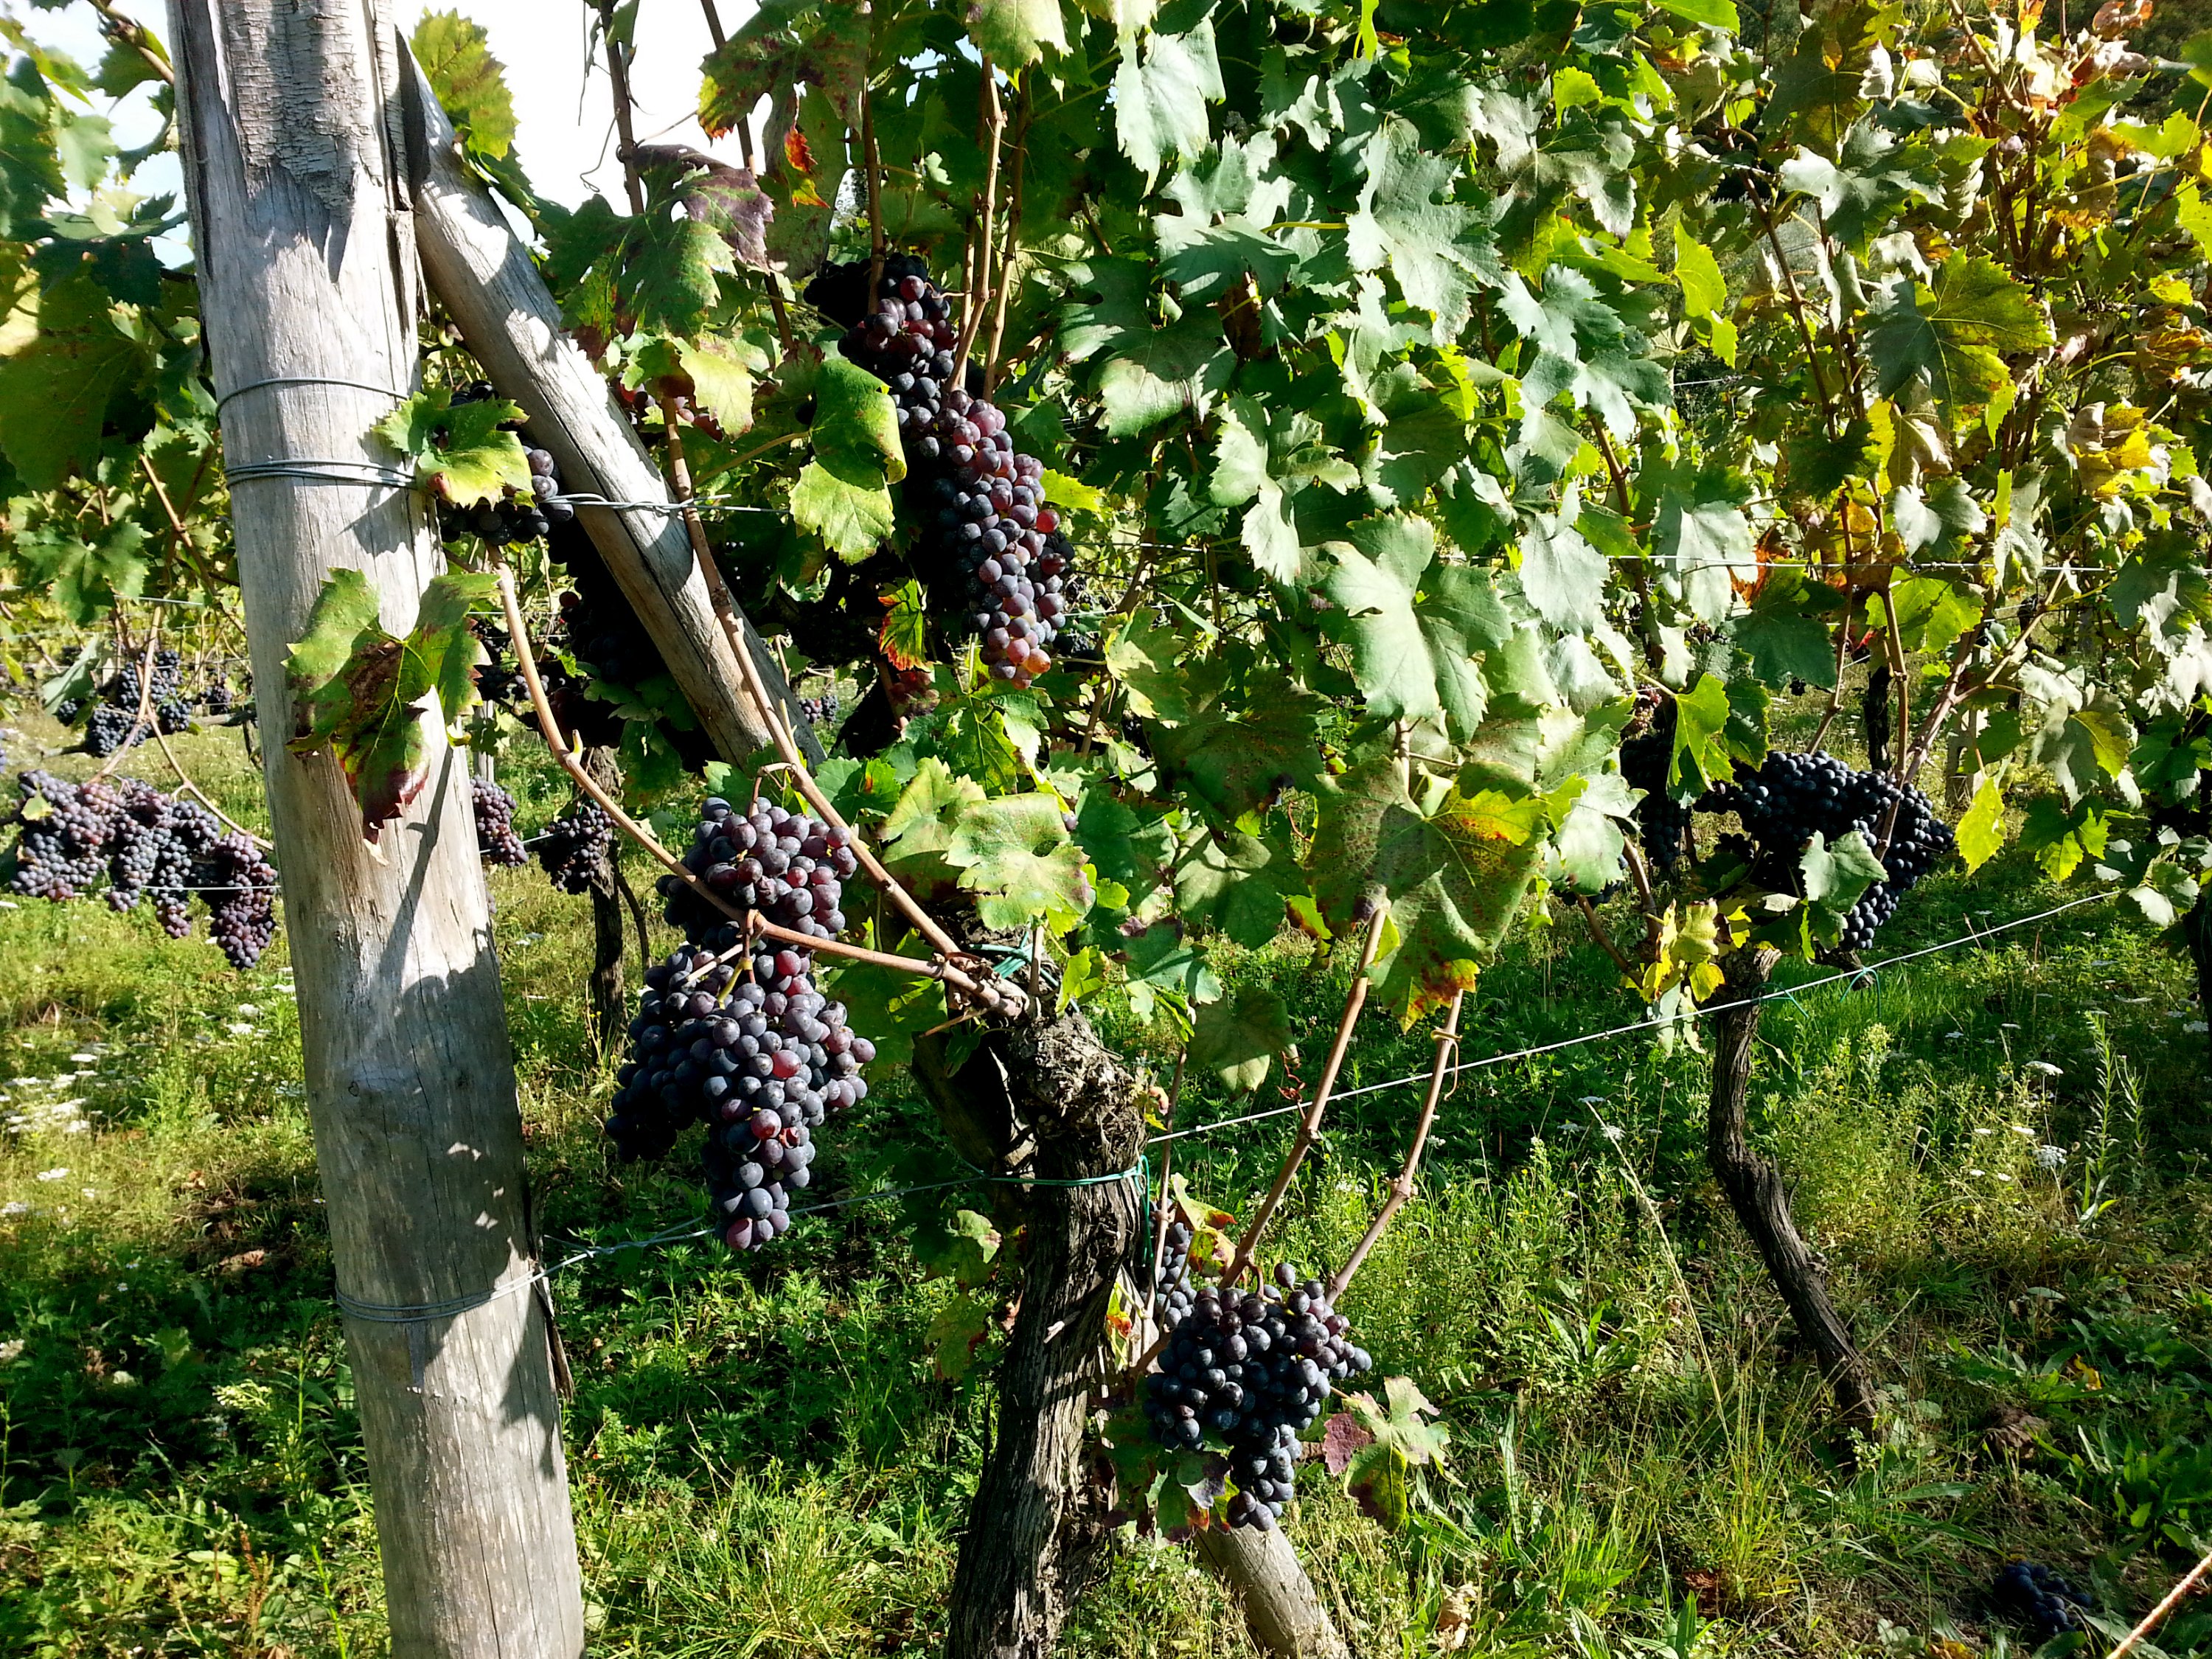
[3,0,2212,1654]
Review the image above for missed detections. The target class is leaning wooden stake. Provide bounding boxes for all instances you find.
[403,53,816,765]
[168,4,585,1654]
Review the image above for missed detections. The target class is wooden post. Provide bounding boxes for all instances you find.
[400,55,817,765]
[167,5,586,1654]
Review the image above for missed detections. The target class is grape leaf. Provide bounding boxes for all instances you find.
[284,568,496,841]
[928,1292,994,1381]
[1672,221,1725,318]
[1957,774,2005,872]
[1344,119,1495,341]
[880,757,990,886]
[1517,501,1605,633]
[1798,830,1886,938]
[879,579,931,670]
[1868,255,2051,421]
[1173,827,1296,948]
[1114,21,1223,180]
[791,459,896,560]
[812,353,906,487]
[0,275,149,489]
[947,794,1091,931]
[1307,757,1549,1018]
[411,11,517,162]
[1653,474,1754,626]
[1729,569,1840,689]
[1765,0,1902,153]
[17,520,148,625]
[1189,984,1293,1093]
[375,387,530,508]
[1147,677,1326,821]
[1318,514,1499,739]
[675,336,757,432]
[1669,672,1736,796]
[967,0,1068,67]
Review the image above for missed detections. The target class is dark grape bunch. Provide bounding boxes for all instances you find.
[536,799,613,894]
[1992,1560,2092,1644]
[199,681,235,716]
[1699,751,1955,952]
[823,254,1079,689]
[472,778,529,868]
[605,939,876,1249]
[656,795,858,955]
[1142,1262,1374,1531]
[67,649,189,757]
[1619,689,1691,873]
[799,692,841,730]
[557,589,664,689]
[7,771,279,967]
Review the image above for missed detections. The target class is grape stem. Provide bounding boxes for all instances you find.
[1575,897,1638,980]
[491,559,1011,1008]
[1128,905,1389,1379]
[1327,988,1464,1301]
[951,60,1006,380]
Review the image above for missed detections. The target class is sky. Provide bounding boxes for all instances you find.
[0,0,759,237]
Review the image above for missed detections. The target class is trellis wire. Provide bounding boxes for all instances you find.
[1147,889,2124,1148]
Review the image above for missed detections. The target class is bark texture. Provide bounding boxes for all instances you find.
[169,3,585,1652]
[1708,950,1879,1439]
[913,1013,1144,1659]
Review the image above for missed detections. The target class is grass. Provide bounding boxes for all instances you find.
[2,699,2211,1658]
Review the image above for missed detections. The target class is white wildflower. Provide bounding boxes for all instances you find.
[2026,1061,2063,1078]
[34,1168,66,1181]
[0,1339,21,1363]
[2036,1145,2068,1170]
[0,1200,29,1217]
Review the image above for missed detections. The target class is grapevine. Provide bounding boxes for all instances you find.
[7,770,279,967]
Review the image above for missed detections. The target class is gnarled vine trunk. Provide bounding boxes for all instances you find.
[913,1012,1143,1658]
[1708,950,1879,1439]
[1192,1526,1352,1658]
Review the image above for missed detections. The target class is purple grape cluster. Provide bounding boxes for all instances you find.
[1699,751,1955,950]
[609,794,877,1252]
[472,778,529,868]
[656,796,858,955]
[826,255,1078,688]
[605,941,875,1251]
[1143,1262,1372,1530]
[7,771,279,967]
[536,799,613,894]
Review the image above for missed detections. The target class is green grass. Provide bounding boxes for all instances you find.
[3,701,2211,1658]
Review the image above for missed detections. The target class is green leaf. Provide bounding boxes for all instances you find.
[1114,21,1224,179]
[1654,476,1754,625]
[1344,119,1496,341]
[1307,757,1548,1019]
[283,569,495,841]
[1147,677,1326,821]
[627,212,737,338]
[1189,985,1293,1093]
[912,1207,1001,1290]
[1766,0,1902,153]
[1798,829,1886,934]
[1669,673,1736,796]
[1318,515,1496,738]
[790,459,896,560]
[0,276,149,489]
[967,0,1068,67]
[1517,502,1606,633]
[411,11,518,161]
[928,1292,995,1381]
[1886,574,1980,656]
[1652,0,1739,27]
[812,353,906,487]
[675,336,757,433]
[1957,774,2005,872]
[1099,310,1234,436]
[375,387,531,507]
[1730,570,1839,689]
[2019,797,2108,882]
[1867,255,2051,422]
[1174,827,1296,948]
[1672,222,1725,319]
[946,794,1092,931]
[1777,124,1935,249]
[880,757,991,886]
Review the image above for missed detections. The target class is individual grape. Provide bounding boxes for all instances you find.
[1141,1262,1372,1529]
[536,799,613,894]
[471,779,529,868]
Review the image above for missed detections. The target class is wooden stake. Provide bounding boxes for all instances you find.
[168,4,585,1650]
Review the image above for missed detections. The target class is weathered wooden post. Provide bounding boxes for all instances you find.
[168,4,586,1652]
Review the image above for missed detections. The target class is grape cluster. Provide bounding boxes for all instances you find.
[824,255,1079,689]
[557,589,664,689]
[536,799,613,894]
[1142,1263,1373,1531]
[472,779,529,868]
[1619,691,1691,873]
[799,692,841,731]
[1698,751,1955,951]
[605,941,875,1248]
[656,796,858,954]
[200,682,235,716]
[1993,1561,2091,1644]
[7,771,279,967]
